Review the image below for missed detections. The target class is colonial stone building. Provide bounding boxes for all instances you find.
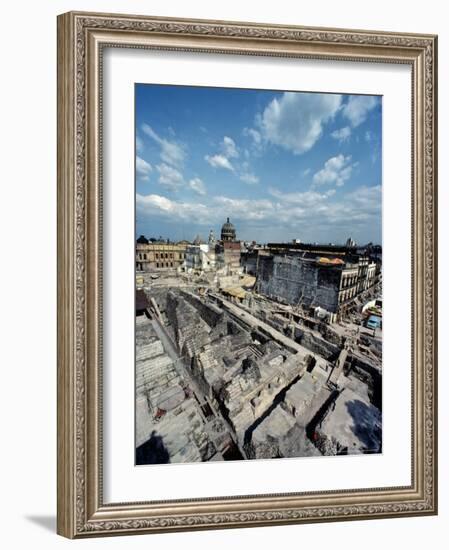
[215,218,241,273]
[136,241,188,271]
[256,243,381,322]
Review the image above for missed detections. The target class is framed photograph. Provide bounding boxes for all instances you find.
[57,11,438,538]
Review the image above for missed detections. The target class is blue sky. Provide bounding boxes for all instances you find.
[135,84,382,245]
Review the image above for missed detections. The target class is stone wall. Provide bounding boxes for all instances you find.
[241,251,258,275]
[257,254,341,312]
[180,290,224,328]
[296,330,340,361]
[347,356,382,410]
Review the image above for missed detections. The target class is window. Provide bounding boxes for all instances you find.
[156,253,159,259]
[144,254,147,260]
[139,253,142,260]
[156,262,159,268]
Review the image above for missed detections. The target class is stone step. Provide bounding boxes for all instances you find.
[136,341,164,361]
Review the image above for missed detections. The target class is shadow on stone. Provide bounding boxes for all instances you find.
[136,430,170,465]
[345,399,382,453]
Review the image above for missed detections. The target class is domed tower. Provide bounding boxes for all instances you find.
[221,217,236,242]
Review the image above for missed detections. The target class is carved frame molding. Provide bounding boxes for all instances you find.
[57,11,437,538]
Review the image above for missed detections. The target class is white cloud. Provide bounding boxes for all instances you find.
[205,137,239,173]
[136,194,272,228]
[137,193,273,226]
[350,184,382,209]
[137,183,381,239]
[137,193,175,213]
[141,123,186,167]
[137,193,212,225]
[136,156,152,180]
[331,126,351,142]
[136,135,144,153]
[221,136,239,158]
[156,163,184,191]
[259,92,342,154]
[243,127,262,145]
[365,130,372,142]
[342,96,379,127]
[213,196,274,221]
[189,177,206,196]
[205,154,234,171]
[269,188,335,205]
[240,172,259,185]
[243,127,264,157]
[238,161,259,185]
[313,155,354,187]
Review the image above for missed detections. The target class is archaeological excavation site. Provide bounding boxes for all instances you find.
[135,220,383,465]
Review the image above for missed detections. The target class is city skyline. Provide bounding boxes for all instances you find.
[136,84,382,244]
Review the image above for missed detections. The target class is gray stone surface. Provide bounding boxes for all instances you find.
[257,254,341,313]
[135,316,219,462]
[284,372,323,419]
[135,279,382,464]
[247,406,296,459]
[316,387,382,455]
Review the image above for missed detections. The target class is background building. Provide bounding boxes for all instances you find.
[185,242,217,272]
[217,241,241,272]
[215,217,241,273]
[256,242,381,322]
[345,237,356,248]
[136,241,188,271]
[220,217,236,242]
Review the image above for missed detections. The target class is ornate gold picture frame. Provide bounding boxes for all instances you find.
[57,11,437,538]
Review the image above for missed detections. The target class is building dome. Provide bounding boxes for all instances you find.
[221,217,236,242]
[136,235,149,244]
